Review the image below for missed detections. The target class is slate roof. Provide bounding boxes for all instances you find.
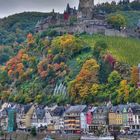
[51,106,65,116]
[93,106,109,113]
[131,105,140,114]
[110,105,127,113]
[20,104,32,114]
[109,103,140,113]
[36,107,45,120]
[65,105,87,114]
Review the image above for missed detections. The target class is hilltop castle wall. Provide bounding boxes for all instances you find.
[78,0,94,19]
[35,0,129,38]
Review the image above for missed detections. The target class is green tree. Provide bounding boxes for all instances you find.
[93,40,108,60]
[108,71,121,86]
[99,59,112,83]
[31,127,37,136]
[135,89,140,104]
[107,14,126,30]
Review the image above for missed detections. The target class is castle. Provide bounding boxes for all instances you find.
[35,0,127,37]
[78,0,94,19]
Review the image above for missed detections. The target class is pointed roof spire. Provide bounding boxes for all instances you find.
[66,3,70,13]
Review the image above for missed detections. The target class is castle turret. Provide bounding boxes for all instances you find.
[78,0,94,19]
[66,3,70,14]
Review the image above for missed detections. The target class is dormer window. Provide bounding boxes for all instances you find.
[117,110,120,114]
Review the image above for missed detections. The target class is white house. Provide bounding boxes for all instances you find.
[31,106,47,128]
[80,112,87,132]
[131,105,140,131]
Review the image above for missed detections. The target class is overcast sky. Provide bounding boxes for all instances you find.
[0,0,117,18]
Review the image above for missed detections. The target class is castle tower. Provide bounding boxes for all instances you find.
[78,0,94,19]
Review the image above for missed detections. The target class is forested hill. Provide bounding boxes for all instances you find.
[0,33,140,105]
[0,7,140,45]
[0,12,50,45]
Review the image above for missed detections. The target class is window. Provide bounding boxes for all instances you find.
[137,125,139,129]
[117,110,120,114]
[132,126,135,129]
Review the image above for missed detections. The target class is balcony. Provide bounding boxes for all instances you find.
[65,123,80,126]
[65,127,80,131]
[65,113,80,117]
[64,119,77,122]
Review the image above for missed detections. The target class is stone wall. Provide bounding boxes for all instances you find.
[105,29,127,37]
[79,0,94,19]
[36,18,130,38]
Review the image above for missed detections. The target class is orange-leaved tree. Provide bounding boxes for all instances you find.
[27,33,34,45]
[68,59,99,103]
[5,49,30,79]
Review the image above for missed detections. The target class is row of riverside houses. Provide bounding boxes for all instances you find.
[0,102,140,134]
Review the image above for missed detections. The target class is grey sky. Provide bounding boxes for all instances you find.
[0,0,116,18]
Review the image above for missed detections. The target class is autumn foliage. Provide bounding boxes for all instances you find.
[69,59,99,102]
[27,33,34,45]
[131,66,139,86]
[51,34,85,56]
[117,80,130,103]
[5,49,30,79]
[38,58,68,81]
[0,33,139,105]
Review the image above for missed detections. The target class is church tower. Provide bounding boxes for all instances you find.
[78,0,94,19]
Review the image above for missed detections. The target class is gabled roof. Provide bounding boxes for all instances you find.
[51,106,65,117]
[36,107,45,120]
[109,103,140,113]
[65,105,87,114]
[21,104,32,114]
[131,105,140,114]
[93,106,109,113]
[110,105,127,113]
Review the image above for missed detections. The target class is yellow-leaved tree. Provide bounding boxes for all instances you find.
[68,59,99,103]
[117,80,130,103]
[131,66,139,86]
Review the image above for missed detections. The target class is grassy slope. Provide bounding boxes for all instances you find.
[110,11,140,28]
[80,35,140,66]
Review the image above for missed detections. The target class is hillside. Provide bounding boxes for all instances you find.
[120,11,140,28]
[109,11,140,28]
[81,35,140,65]
[0,12,50,45]
[0,10,140,45]
[0,33,139,105]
